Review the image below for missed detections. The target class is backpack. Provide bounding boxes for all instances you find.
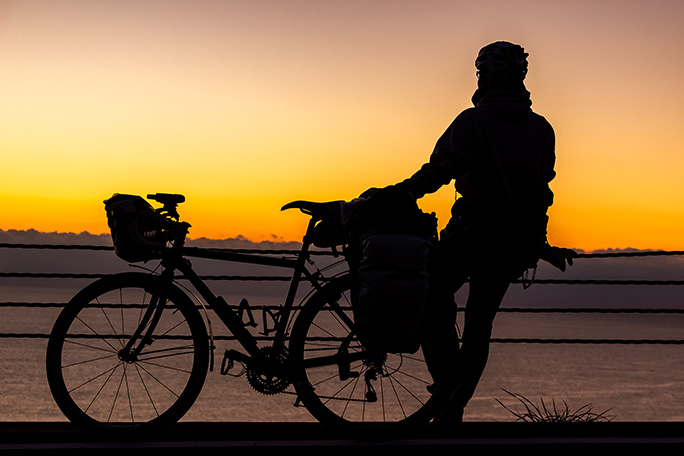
[344,187,438,354]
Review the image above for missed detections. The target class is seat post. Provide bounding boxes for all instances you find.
[302,217,319,247]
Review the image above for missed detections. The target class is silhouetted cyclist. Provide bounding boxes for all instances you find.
[382,41,576,428]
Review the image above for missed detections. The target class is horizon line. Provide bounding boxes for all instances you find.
[0,228,678,256]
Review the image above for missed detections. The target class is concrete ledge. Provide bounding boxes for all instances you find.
[1,421,683,453]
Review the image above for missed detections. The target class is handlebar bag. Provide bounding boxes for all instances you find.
[104,194,167,263]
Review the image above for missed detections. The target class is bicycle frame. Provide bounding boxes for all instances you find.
[131,215,343,371]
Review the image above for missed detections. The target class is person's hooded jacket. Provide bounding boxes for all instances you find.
[397,81,556,266]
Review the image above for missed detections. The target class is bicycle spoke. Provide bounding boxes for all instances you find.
[133,363,163,420]
[84,364,121,415]
[67,363,121,396]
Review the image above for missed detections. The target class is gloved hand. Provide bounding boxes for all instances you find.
[362,185,415,214]
[541,243,578,272]
[358,187,381,199]
[351,184,418,231]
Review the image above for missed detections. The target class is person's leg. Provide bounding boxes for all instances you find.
[432,266,516,425]
[420,240,466,384]
[456,269,512,404]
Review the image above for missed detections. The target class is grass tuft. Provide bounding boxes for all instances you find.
[495,388,614,423]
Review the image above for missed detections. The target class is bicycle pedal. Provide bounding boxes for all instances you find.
[220,357,234,375]
[220,350,244,376]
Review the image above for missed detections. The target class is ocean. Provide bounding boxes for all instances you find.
[1,282,683,424]
[2,237,684,424]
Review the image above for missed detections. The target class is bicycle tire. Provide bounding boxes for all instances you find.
[289,275,437,432]
[46,272,209,435]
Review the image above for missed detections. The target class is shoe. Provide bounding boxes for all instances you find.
[428,408,464,437]
[432,403,463,425]
[428,382,465,435]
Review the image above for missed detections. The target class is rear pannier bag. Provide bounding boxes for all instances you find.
[344,187,437,354]
[354,232,432,354]
[104,194,168,263]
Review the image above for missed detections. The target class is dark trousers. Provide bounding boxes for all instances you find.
[421,237,523,415]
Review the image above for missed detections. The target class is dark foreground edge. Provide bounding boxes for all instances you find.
[1,421,683,453]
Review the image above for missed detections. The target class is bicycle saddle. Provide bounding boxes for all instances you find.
[281,200,343,216]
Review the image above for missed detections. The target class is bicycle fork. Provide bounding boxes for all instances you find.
[118,268,176,363]
[118,293,167,362]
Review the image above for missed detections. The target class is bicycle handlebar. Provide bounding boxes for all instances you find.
[148,193,186,221]
[148,193,185,206]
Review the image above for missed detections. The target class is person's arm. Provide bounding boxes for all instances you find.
[397,112,473,199]
[538,122,577,271]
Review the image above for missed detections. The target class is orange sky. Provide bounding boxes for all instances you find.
[1,0,684,251]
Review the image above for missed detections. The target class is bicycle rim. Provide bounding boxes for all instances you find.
[289,275,436,432]
[46,273,209,435]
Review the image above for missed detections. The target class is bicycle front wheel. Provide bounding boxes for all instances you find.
[289,275,437,431]
[46,272,209,435]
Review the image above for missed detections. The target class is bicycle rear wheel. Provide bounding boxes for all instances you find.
[289,275,437,432]
[46,273,209,435]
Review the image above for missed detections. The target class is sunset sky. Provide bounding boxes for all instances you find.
[2,0,684,251]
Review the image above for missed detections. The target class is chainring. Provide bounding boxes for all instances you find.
[246,346,290,395]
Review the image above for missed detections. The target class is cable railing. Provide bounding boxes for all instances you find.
[1,242,684,345]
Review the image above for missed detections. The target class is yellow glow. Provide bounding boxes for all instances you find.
[2,1,684,251]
